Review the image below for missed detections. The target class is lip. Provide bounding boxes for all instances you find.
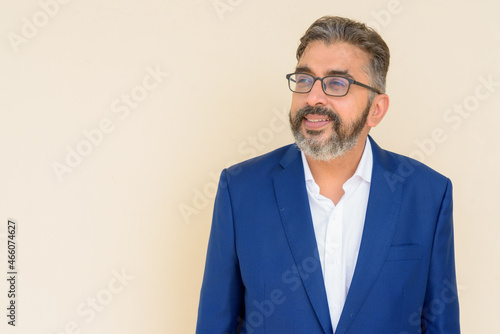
[303,114,332,130]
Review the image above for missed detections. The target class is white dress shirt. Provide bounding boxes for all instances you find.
[300,139,372,332]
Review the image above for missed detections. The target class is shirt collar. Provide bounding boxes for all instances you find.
[354,138,373,184]
[301,138,373,192]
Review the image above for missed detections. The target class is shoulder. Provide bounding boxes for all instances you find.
[227,144,300,174]
[223,144,298,182]
[370,137,451,194]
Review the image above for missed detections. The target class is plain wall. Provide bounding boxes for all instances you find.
[1,0,499,333]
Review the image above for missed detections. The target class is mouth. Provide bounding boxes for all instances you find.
[305,117,329,122]
[303,114,332,130]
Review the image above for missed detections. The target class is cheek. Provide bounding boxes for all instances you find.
[290,97,303,118]
[332,98,364,123]
[290,94,302,109]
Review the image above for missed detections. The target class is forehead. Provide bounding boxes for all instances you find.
[297,41,370,77]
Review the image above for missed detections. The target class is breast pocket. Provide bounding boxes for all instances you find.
[386,245,421,261]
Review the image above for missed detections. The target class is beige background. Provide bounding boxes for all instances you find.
[1,0,499,333]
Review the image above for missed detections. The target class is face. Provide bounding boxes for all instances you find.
[289,41,374,160]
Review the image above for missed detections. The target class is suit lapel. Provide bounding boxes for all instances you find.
[335,137,404,334]
[273,144,334,334]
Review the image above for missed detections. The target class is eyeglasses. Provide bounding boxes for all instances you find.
[286,73,381,97]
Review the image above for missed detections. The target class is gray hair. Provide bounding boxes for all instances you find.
[296,16,390,94]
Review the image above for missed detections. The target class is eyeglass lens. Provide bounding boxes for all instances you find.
[288,73,350,96]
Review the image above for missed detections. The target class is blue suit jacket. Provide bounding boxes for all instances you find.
[197,136,460,333]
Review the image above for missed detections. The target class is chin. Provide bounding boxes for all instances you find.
[303,127,330,139]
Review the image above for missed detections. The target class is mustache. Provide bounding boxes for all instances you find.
[293,106,340,124]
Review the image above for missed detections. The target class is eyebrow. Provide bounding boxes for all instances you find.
[294,65,353,78]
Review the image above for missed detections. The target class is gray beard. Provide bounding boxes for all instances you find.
[289,104,370,161]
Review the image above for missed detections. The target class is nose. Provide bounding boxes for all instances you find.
[305,79,328,106]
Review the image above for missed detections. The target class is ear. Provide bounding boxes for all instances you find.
[366,93,389,127]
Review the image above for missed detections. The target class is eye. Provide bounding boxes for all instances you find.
[328,78,347,87]
[325,77,348,92]
[295,74,313,86]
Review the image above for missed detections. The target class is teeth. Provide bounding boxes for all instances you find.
[306,118,329,122]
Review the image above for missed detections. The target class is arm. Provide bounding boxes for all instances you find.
[422,179,460,333]
[196,169,244,333]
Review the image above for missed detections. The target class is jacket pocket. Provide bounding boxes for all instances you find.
[386,245,421,261]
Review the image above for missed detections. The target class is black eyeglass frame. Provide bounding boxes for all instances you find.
[286,72,381,97]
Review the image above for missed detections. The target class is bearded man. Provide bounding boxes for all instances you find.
[197,16,460,334]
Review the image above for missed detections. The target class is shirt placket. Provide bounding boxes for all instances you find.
[324,199,344,330]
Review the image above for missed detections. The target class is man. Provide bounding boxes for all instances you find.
[197,16,460,333]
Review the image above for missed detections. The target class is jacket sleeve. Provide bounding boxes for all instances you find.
[422,179,461,333]
[196,169,245,333]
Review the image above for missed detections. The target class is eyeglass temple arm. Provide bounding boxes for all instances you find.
[352,80,381,94]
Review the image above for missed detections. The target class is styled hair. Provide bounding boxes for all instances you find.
[296,16,390,93]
